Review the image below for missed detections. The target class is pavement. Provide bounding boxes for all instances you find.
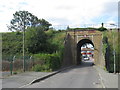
[1,66,74,88]
[1,64,119,89]
[94,65,118,88]
[2,72,53,88]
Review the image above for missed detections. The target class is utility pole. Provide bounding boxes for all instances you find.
[23,14,25,72]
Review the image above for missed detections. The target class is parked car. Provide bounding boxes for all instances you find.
[84,57,89,61]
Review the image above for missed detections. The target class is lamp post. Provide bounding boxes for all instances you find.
[110,23,117,74]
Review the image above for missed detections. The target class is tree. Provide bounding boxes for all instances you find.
[67,26,70,30]
[25,26,47,54]
[7,11,52,31]
[7,10,52,71]
[7,10,39,72]
[37,19,52,31]
[98,23,107,31]
[98,27,107,31]
[7,10,38,31]
[2,32,23,56]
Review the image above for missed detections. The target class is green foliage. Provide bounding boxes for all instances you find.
[43,30,65,54]
[8,10,38,31]
[32,52,62,71]
[31,31,65,71]
[32,64,50,72]
[2,32,23,56]
[37,19,52,31]
[3,10,65,72]
[67,27,98,31]
[102,30,119,73]
[7,10,51,32]
[2,27,65,72]
[103,67,107,71]
[98,27,107,31]
[102,43,108,56]
[25,26,47,54]
[13,72,17,74]
[67,26,70,30]
[102,35,108,56]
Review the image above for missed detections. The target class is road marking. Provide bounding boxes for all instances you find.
[98,73,105,88]
[93,66,106,88]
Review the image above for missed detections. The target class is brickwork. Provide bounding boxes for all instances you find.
[63,30,105,68]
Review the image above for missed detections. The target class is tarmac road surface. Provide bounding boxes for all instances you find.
[24,61,102,88]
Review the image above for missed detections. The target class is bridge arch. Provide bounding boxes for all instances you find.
[62,30,105,68]
[77,39,94,64]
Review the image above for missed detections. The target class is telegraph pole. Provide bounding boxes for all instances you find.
[23,14,25,72]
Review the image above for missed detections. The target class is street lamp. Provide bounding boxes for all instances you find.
[110,23,117,74]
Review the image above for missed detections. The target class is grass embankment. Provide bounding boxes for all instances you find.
[102,30,119,73]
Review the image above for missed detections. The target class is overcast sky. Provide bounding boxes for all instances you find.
[0,0,118,32]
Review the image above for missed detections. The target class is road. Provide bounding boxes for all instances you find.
[24,61,102,88]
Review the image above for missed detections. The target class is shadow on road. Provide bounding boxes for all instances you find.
[60,60,94,73]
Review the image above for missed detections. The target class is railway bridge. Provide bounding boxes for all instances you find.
[62,29,105,68]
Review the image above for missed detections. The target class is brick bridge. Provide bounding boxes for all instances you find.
[62,29,105,68]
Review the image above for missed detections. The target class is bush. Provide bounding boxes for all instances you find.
[13,71,17,74]
[48,53,61,70]
[32,64,51,72]
[32,53,62,71]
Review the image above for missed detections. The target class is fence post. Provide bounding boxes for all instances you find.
[29,56,31,70]
[10,59,13,75]
[13,56,15,72]
[10,56,16,75]
[32,57,34,67]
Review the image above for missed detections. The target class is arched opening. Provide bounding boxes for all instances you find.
[77,39,94,65]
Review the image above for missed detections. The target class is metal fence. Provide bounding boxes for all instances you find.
[2,55,35,75]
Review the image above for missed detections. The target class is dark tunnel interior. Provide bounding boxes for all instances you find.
[77,39,94,65]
